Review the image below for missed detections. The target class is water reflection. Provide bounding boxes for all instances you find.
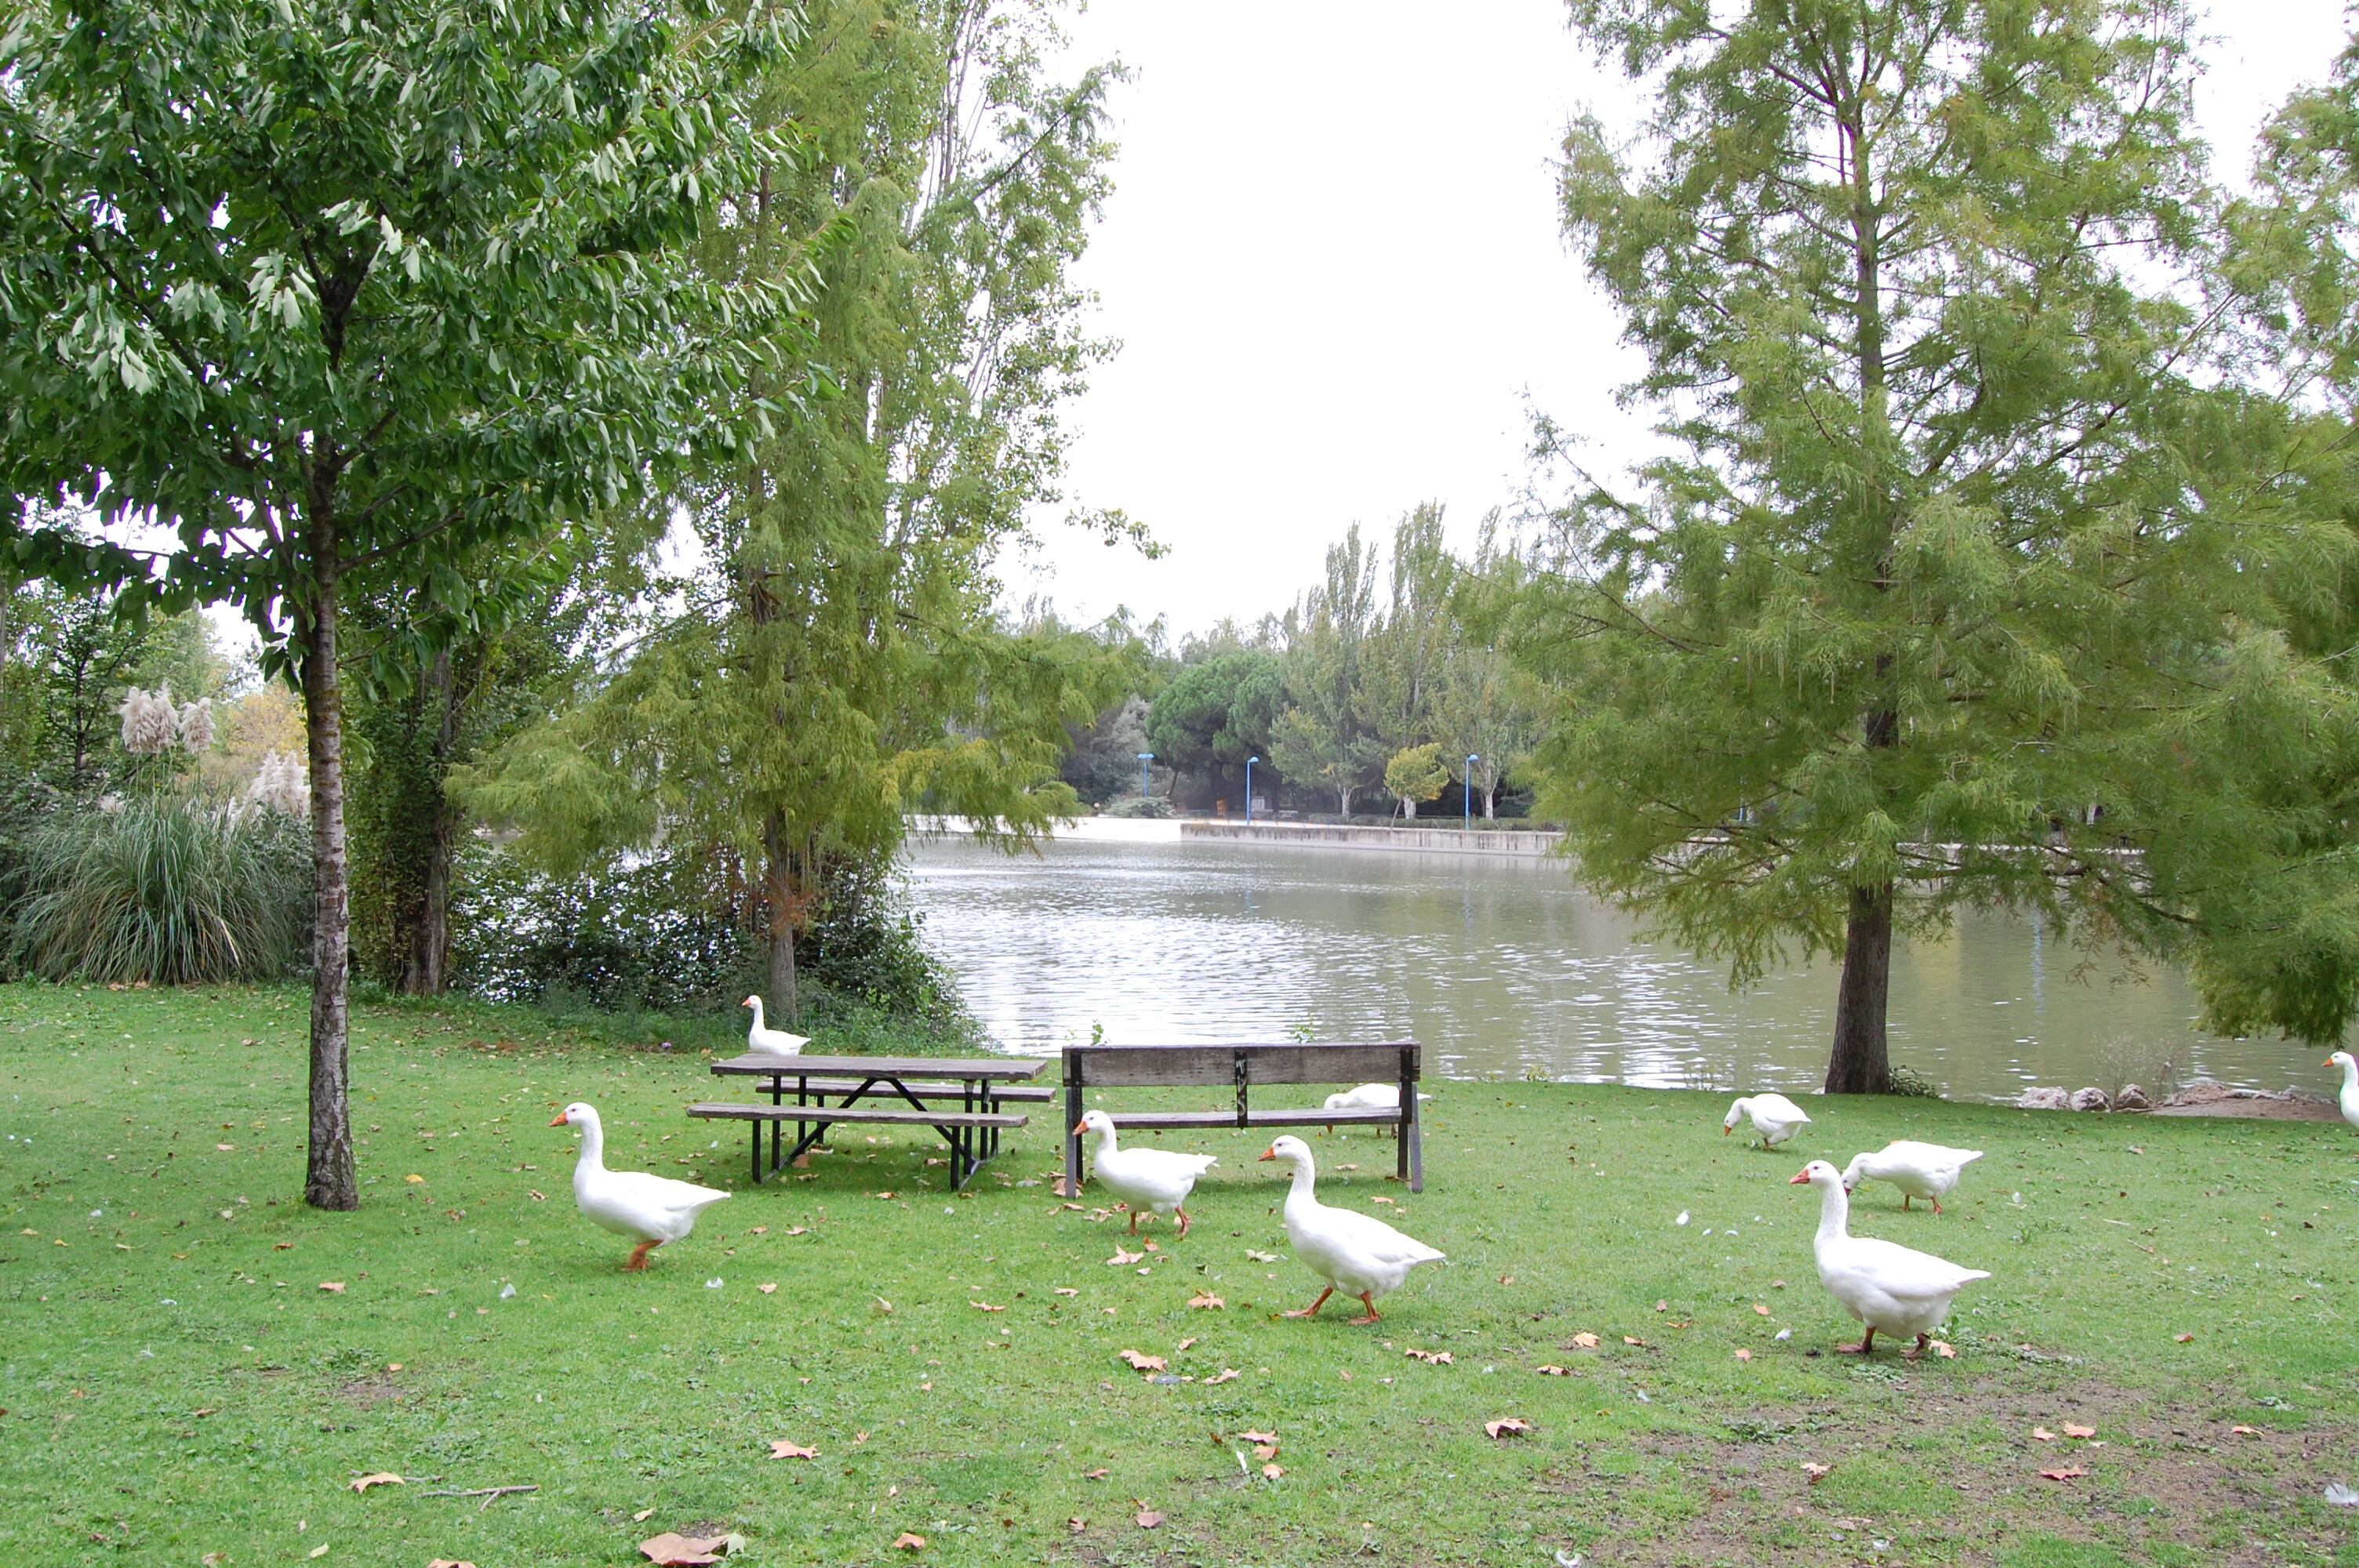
[900,834,2309,1100]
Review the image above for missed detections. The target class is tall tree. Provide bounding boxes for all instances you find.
[1528,0,2352,1091]
[1362,503,1456,764]
[1435,517,1540,818]
[0,0,812,1205]
[461,0,1137,1018]
[1271,524,1387,817]
[1145,650,1284,808]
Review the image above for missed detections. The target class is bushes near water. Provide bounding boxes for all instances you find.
[7,796,311,984]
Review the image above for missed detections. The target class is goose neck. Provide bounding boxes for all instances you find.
[1283,1155,1318,1205]
[1814,1179,1851,1249]
[572,1114,606,1173]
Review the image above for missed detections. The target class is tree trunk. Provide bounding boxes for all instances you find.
[761,811,798,1022]
[1484,783,1496,819]
[1825,880,1894,1094]
[1337,784,1352,817]
[398,648,460,996]
[299,518,358,1210]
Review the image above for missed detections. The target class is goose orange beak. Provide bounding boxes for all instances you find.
[1788,1168,1810,1184]
[549,1112,569,1127]
[1257,1146,1278,1161]
[2327,1058,2339,1068]
[1071,1120,1089,1136]
[1721,1124,1732,1135]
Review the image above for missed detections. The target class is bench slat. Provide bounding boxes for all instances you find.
[689,1102,1025,1128]
[1093,1107,1401,1129]
[736,1077,1053,1103]
[1067,1042,1418,1087]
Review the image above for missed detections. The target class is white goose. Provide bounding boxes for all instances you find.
[1724,1092,1811,1149]
[1840,1141,1985,1214]
[742,995,809,1056]
[1074,1109,1216,1237]
[1259,1134,1444,1323]
[2326,1051,2359,1131]
[551,1102,730,1270]
[1790,1159,1988,1356]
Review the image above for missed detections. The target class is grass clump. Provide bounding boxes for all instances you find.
[1,984,2354,1566]
[7,797,309,984]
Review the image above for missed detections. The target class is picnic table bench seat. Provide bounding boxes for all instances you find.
[1063,1040,1423,1196]
[702,1051,1045,1191]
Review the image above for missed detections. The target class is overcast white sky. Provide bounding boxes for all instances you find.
[1004,1,2356,641]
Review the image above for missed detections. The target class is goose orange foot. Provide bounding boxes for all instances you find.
[623,1240,660,1272]
[1284,1287,1334,1319]
[1835,1328,1877,1355]
[1346,1292,1382,1325]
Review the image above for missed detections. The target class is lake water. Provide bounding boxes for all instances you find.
[900,832,2317,1101]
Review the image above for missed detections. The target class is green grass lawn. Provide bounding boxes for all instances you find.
[3,982,2355,1567]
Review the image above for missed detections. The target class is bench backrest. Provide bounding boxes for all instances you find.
[1063,1041,1418,1089]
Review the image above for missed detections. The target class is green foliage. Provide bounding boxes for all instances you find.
[9,797,310,984]
[1383,742,1448,812]
[1885,1065,1939,1100]
[460,0,1136,1014]
[1270,525,1388,815]
[1144,651,1284,804]
[1529,0,2359,1084]
[1100,794,1176,819]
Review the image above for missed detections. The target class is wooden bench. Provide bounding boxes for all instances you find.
[740,1076,1055,1105]
[1062,1040,1423,1196]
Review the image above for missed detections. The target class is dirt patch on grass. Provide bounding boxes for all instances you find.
[2150,1080,2341,1120]
[333,1374,405,1406]
[1548,1378,2353,1566]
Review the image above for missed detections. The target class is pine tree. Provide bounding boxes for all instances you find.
[1528,0,2355,1090]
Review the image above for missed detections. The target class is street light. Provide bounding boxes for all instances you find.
[1465,753,1480,831]
[1245,755,1259,825]
[1136,751,1154,801]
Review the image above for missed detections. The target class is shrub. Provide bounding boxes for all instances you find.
[1885,1063,1939,1098]
[1100,795,1174,819]
[9,796,311,983]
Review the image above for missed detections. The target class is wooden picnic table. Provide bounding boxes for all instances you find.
[694,1052,1049,1190]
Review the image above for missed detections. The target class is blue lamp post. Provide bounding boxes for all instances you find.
[1245,755,1259,825]
[1136,751,1154,801]
[1465,753,1479,831]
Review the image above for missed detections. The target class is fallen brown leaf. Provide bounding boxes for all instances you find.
[2033,1427,2057,1442]
[1187,1290,1224,1310]
[1931,1341,1956,1359]
[1054,1287,1079,1298]
[2230,1425,2259,1436]
[1653,1299,1667,1312]
[1134,1509,1164,1529]
[528,1190,547,1202]
[1753,1303,1770,1316]
[2061,1424,2096,1439]
[970,1301,1006,1312]
[1732,1348,1753,1362]
[2174,1332,2194,1343]
[1262,1462,1284,1479]
[1370,1195,1395,1205]
[1236,1429,1279,1445]
[348,1472,402,1492]
[1570,1332,1600,1349]
[1536,1365,1572,1377]
[272,1242,293,1251]
[1118,1349,1166,1374]
[1485,1417,1533,1439]
[318,1281,346,1294]
[633,1508,656,1523]
[1623,1336,1645,1347]
[1067,1517,1086,1534]
[889,1532,925,1551]
[1176,1336,1197,1352]
[1107,1247,1145,1266]
[1405,1348,1452,1364]
[638,1532,731,1566]
[2039,1466,2087,1483]
[769,1440,817,1460]
[1801,1462,1831,1485]
[1083,1468,1109,1480]
[427,1560,479,1568]
[758,1283,776,1295]
[1202,1368,1239,1385]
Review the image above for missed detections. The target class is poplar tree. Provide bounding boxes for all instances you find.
[0,0,812,1204]
[461,0,1136,1017]
[1271,524,1387,817]
[1528,0,2354,1091]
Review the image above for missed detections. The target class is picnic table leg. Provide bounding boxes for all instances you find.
[750,1120,763,1187]
[1064,1079,1084,1198]
[1403,1094,1423,1192]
